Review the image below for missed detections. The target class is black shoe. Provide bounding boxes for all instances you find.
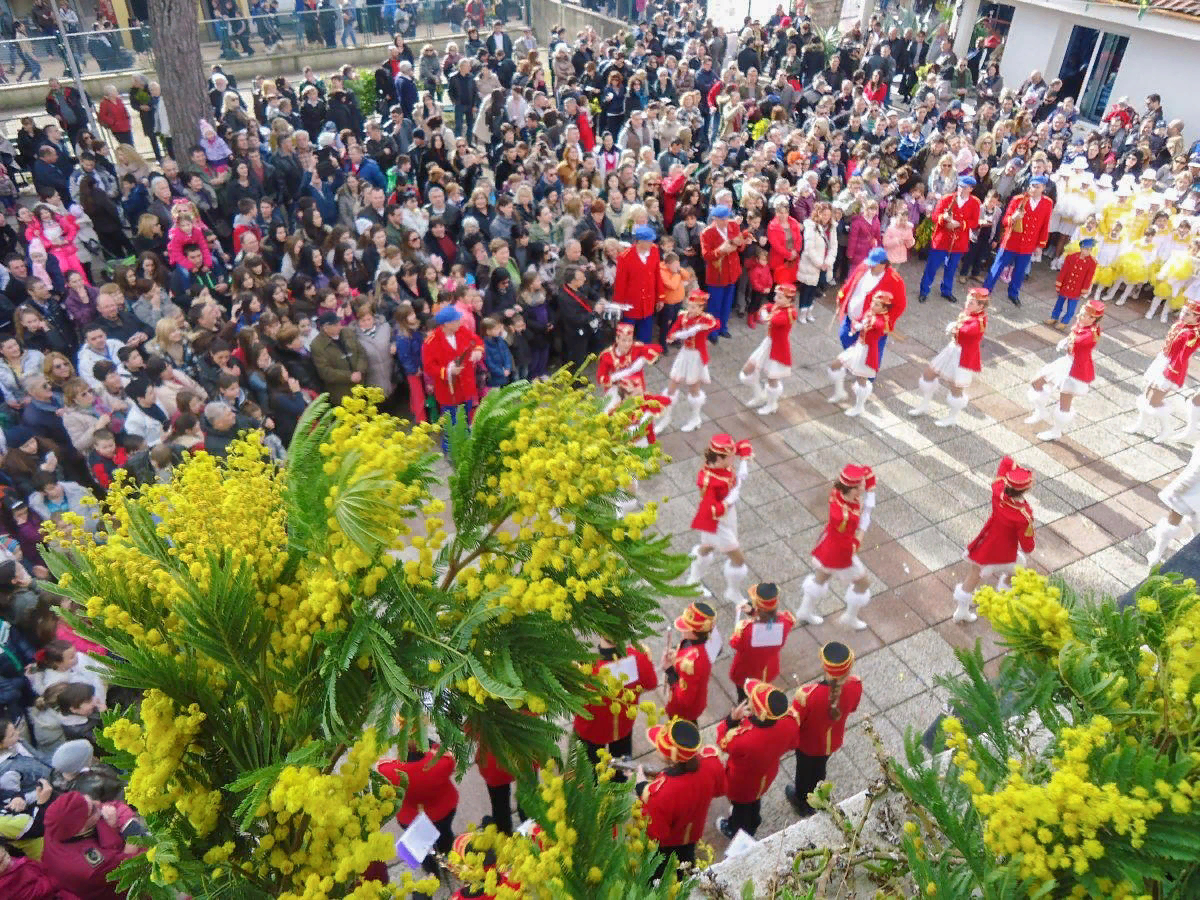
[942,293,958,303]
[718,329,732,338]
[716,816,735,838]
[1009,295,1021,307]
[918,293,928,303]
[784,784,814,816]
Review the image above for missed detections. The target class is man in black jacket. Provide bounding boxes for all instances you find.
[448,57,480,141]
[327,75,363,135]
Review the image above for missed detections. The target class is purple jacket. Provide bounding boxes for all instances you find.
[64,284,98,325]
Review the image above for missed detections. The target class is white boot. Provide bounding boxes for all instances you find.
[935,392,969,427]
[739,368,766,406]
[1147,519,1187,567]
[1124,395,1152,434]
[1050,254,1064,271]
[1024,385,1053,425]
[722,560,749,607]
[1151,403,1175,444]
[796,574,827,625]
[685,545,714,594]
[909,375,939,417]
[1146,295,1166,320]
[656,391,676,430]
[757,382,783,415]
[1117,282,1137,306]
[1037,406,1074,441]
[838,586,871,631]
[845,379,872,417]
[680,390,706,433]
[828,366,848,403]
[952,584,978,623]
[1172,401,1200,442]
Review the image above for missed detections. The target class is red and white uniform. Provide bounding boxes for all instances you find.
[929,309,987,388]
[1144,319,1200,392]
[378,746,459,826]
[573,645,658,746]
[613,244,665,320]
[930,192,981,254]
[716,712,801,804]
[1037,319,1101,396]
[667,310,719,384]
[999,192,1054,255]
[639,747,725,846]
[966,457,1035,572]
[728,612,796,685]
[836,262,908,329]
[631,394,670,446]
[767,215,804,283]
[664,641,712,722]
[792,677,863,757]
[810,487,866,579]
[596,338,662,396]
[422,327,484,407]
[837,310,890,377]
[745,303,798,380]
[690,463,738,551]
[700,221,745,286]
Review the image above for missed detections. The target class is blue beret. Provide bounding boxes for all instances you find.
[866,247,889,266]
[433,306,462,325]
[1079,238,1097,249]
[1030,175,1050,186]
[958,176,977,187]
[711,205,731,218]
[632,224,656,241]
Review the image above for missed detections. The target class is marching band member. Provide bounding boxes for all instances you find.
[700,205,750,341]
[573,637,658,772]
[448,833,515,899]
[983,175,1054,307]
[684,434,754,605]
[610,378,669,513]
[663,289,719,432]
[918,175,980,304]
[662,600,716,724]
[595,322,662,411]
[797,464,874,631]
[378,738,459,878]
[728,583,795,703]
[715,679,800,839]
[1026,298,1104,441]
[1044,238,1097,329]
[785,641,861,817]
[908,286,989,427]
[612,224,665,343]
[1146,442,1200,567]
[834,246,907,370]
[422,305,484,426]
[953,457,1035,624]
[1124,296,1200,442]
[475,740,518,835]
[739,282,798,415]
[828,290,894,418]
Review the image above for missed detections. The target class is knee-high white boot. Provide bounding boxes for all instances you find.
[758,382,784,416]
[1147,519,1188,567]
[935,392,969,427]
[685,545,714,592]
[739,368,767,407]
[1146,293,1166,320]
[838,586,871,631]
[1117,282,1138,306]
[1172,401,1200,443]
[828,365,848,403]
[1124,395,1152,435]
[1151,402,1175,444]
[796,574,827,625]
[845,379,873,417]
[722,559,749,607]
[1024,385,1054,425]
[953,584,978,623]
[909,375,939,417]
[1037,406,1074,441]
[680,390,706,433]
[656,391,677,430]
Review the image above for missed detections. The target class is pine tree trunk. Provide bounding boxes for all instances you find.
[148,0,209,152]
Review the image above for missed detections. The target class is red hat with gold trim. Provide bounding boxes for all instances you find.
[1002,464,1034,491]
[674,600,716,633]
[614,322,634,338]
[749,582,779,611]
[449,833,497,875]
[686,288,709,305]
[1083,298,1106,318]
[967,285,990,304]
[872,289,895,306]
[775,282,798,296]
[821,640,854,678]
[837,463,869,488]
[861,465,876,492]
[648,717,702,763]
[709,433,753,457]
[745,678,790,720]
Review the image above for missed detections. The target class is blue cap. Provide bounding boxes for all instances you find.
[958,175,976,188]
[632,224,656,242]
[1030,175,1050,186]
[711,205,731,219]
[1079,238,1097,249]
[433,306,462,325]
[866,247,888,266]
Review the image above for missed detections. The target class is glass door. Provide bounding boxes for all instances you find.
[1058,24,1100,102]
[1079,33,1129,123]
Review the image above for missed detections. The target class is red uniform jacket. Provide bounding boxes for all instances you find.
[765,304,798,366]
[952,311,987,372]
[665,641,712,723]
[1067,322,1100,383]
[700,221,745,286]
[573,645,658,745]
[1055,252,1097,300]
[637,395,669,444]
[379,747,459,825]
[666,311,718,363]
[728,611,795,686]
[767,216,804,283]
[717,714,802,803]
[640,749,725,846]
[595,340,662,391]
[854,311,890,372]
[1162,321,1200,387]
[613,245,665,320]
[421,327,483,407]
[792,676,863,757]
[966,457,1035,566]
[690,464,735,533]
[475,747,514,788]
[999,193,1053,255]
[930,193,981,254]
[811,488,862,570]
[836,263,908,333]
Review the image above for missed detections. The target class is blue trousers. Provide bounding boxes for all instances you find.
[839,317,889,373]
[1050,294,1079,325]
[919,249,962,298]
[707,283,736,339]
[983,249,1033,299]
[623,314,655,343]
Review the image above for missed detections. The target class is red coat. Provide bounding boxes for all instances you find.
[97,96,131,135]
[767,215,804,283]
[665,641,711,722]
[476,747,514,788]
[1162,321,1200,387]
[640,749,725,846]
[1067,323,1100,382]
[728,611,796,686]
[573,109,595,152]
[718,714,802,803]
[836,263,908,332]
[811,489,862,570]
[0,856,78,900]
[41,792,135,900]
[952,311,987,372]
[765,304,798,365]
[690,464,735,533]
[573,645,658,745]
[966,457,1035,566]
[595,340,661,390]
[379,747,459,825]
[930,193,981,254]
[613,245,665,320]
[421,326,483,407]
[666,311,718,363]
[700,221,745,286]
[1055,252,1097,299]
[999,193,1053,255]
[792,676,862,756]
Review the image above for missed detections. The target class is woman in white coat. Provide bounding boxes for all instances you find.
[1147,443,1200,567]
[796,201,837,324]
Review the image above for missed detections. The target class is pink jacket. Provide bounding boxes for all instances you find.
[166,221,214,271]
[882,219,915,264]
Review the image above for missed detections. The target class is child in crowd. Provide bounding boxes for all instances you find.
[392,302,427,423]
[482,316,514,391]
[167,203,214,271]
[744,245,773,327]
[87,429,129,490]
[508,314,531,382]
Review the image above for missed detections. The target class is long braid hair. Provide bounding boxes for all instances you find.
[827,676,845,722]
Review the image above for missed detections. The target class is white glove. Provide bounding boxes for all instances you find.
[1055,338,1070,352]
[1017,550,1028,567]
[1031,249,1043,263]
[859,490,875,532]
[944,320,958,335]
[611,357,646,382]
[723,459,750,509]
[670,324,704,342]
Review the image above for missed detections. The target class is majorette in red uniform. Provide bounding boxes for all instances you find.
[421,306,484,417]
[918,176,982,302]
[954,457,1035,623]
[715,678,801,839]
[739,282,798,415]
[785,641,862,816]
[378,742,459,866]
[573,637,658,765]
[685,433,754,605]
[728,583,795,698]
[595,322,662,410]
[636,718,725,873]
[612,225,665,343]
[834,247,908,364]
[664,289,719,432]
[662,600,716,723]
[799,464,876,631]
[1126,296,1200,443]
[828,289,895,417]
[609,378,670,514]
[1027,298,1105,441]
[909,286,990,427]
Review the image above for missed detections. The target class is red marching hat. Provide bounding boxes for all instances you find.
[821,641,855,679]
[748,582,779,612]
[1002,464,1034,491]
[708,433,754,457]
[745,678,790,720]
[648,718,703,763]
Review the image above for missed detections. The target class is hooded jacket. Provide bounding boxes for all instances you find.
[41,791,133,900]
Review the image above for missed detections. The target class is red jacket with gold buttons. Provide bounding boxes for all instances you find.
[640,748,725,846]
[792,676,863,757]
[716,713,802,803]
[665,641,711,723]
[573,645,658,745]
